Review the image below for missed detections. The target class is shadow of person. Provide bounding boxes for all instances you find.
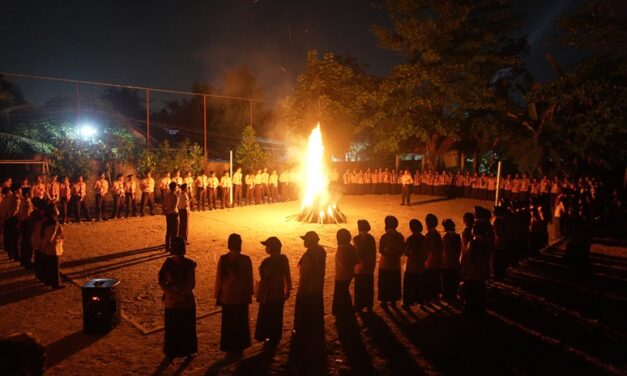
[287,330,327,375]
[205,354,239,376]
[335,314,376,374]
[149,357,172,376]
[233,346,276,375]
[45,330,105,368]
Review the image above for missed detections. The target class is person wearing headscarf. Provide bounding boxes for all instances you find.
[403,219,426,307]
[39,204,64,288]
[215,233,253,356]
[378,215,405,306]
[158,237,197,358]
[424,213,443,301]
[353,219,376,312]
[441,219,461,300]
[332,228,359,316]
[254,236,291,347]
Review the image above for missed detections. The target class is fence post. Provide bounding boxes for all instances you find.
[203,95,207,158]
[146,89,151,150]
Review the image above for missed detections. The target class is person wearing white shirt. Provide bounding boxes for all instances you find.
[269,170,279,203]
[124,174,138,218]
[195,170,208,211]
[245,172,254,205]
[279,170,289,202]
[220,172,232,209]
[208,171,219,210]
[232,167,243,207]
[254,170,263,205]
[159,172,171,204]
[261,168,270,204]
[178,183,191,243]
[93,172,109,221]
[140,172,155,216]
[163,182,180,253]
[111,174,125,219]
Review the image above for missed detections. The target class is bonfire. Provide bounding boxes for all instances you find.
[296,124,347,224]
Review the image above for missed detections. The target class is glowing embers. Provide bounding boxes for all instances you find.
[296,123,346,224]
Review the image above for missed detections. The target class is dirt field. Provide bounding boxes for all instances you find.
[0,194,625,375]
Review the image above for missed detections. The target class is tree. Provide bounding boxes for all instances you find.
[283,50,376,156]
[370,0,527,168]
[235,125,270,172]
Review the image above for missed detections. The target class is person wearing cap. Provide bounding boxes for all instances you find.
[162,182,179,253]
[403,219,426,307]
[215,233,253,356]
[254,236,292,347]
[124,174,137,218]
[177,184,191,243]
[139,172,155,216]
[159,237,197,359]
[378,216,405,306]
[441,219,461,300]
[292,231,327,367]
[93,172,109,221]
[423,213,443,301]
[332,228,359,316]
[353,219,376,312]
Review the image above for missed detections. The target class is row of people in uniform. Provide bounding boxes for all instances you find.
[0,189,65,288]
[157,208,500,364]
[342,168,602,204]
[0,167,300,224]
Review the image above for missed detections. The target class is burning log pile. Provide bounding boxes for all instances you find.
[296,123,347,224]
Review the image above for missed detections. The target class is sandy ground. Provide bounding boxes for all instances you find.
[0,194,625,375]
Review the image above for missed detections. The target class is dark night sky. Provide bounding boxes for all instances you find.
[0,0,583,104]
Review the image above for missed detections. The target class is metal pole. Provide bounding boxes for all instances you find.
[75,81,81,124]
[146,89,151,150]
[495,161,502,206]
[249,100,253,126]
[203,95,207,158]
[229,150,233,205]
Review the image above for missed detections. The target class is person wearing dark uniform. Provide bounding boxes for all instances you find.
[215,234,253,356]
[17,188,33,266]
[293,231,326,371]
[162,182,179,253]
[403,219,426,307]
[332,228,359,317]
[460,221,492,317]
[159,237,197,359]
[254,236,292,348]
[194,170,208,211]
[378,216,405,306]
[423,213,443,301]
[353,220,376,312]
[441,219,461,300]
[39,204,64,288]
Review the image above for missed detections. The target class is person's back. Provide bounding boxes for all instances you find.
[379,230,405,270]
[461,236,491,281]
[405,232,426,273]
[297,244,326,296]
[441,231,461,270]
[353,233,376,275]
[216,253,253,305]
[257,254,291,303]
[424,229,443,270]
[335,244,358,281]
[159,256,196,309]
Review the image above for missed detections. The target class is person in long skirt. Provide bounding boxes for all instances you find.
[403,219,426,307]
[423,213,443,301]
[158,237,197,358]
[460,221,492,317]
[254,236,292,348]
[215,234,253,356]
[353,220,376,312]
[378,216,405,306]
[292,231,326,372]
[39,204,64,289]
[332,229,359,317]
[441,219,461,300]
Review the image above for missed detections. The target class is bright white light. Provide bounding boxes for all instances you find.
[79,123,97,139]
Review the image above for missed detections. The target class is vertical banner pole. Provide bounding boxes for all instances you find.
[495,161,502,206]
[229,150,233,206]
